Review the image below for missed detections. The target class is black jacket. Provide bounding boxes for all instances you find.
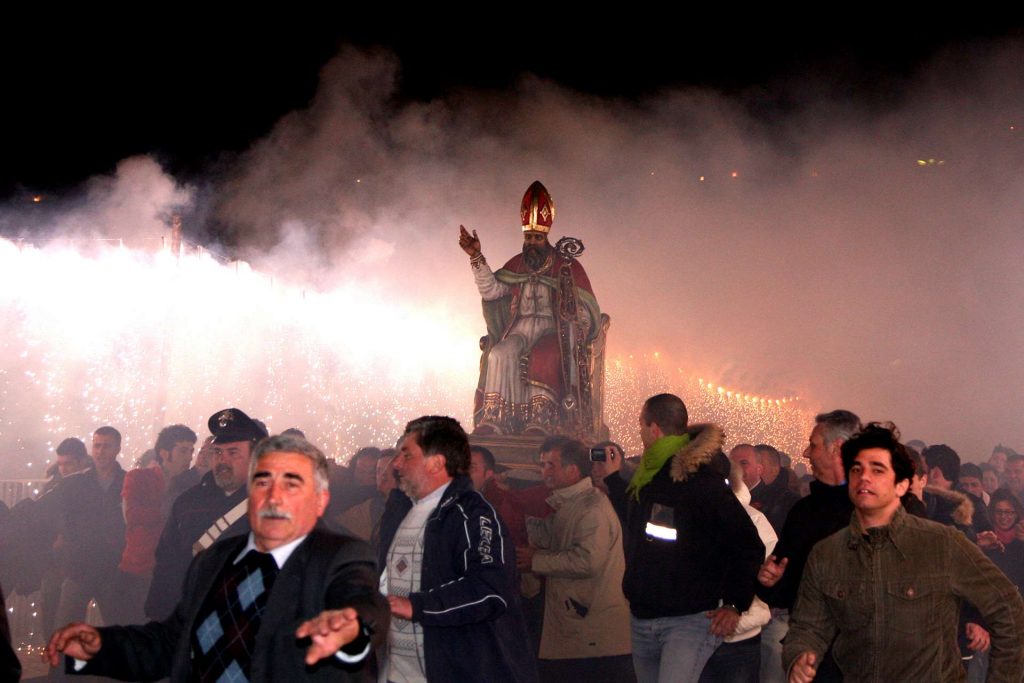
[55,465,126,583]
[145,471,249,620]
[751,472,801,534]
[74,529,386,682]
[610,424,764,619]
[758,479,853,609]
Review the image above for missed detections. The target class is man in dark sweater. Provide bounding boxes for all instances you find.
[756,409,860,683]
[750,443,800,535]
[52,426,127,627]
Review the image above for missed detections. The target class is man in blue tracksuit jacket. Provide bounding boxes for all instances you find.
[378,415,537,683]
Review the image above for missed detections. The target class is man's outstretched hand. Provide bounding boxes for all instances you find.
[44,622,102,667]
[295,608,362,665]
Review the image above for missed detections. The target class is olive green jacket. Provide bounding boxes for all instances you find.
[783,506,1024,682]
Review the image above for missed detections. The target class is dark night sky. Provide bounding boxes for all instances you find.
[2,13,1019,198]
[1,13,1023,458]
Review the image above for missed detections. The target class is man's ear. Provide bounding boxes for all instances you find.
[650,422,665,441]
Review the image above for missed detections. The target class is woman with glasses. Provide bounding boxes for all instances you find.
[986,489,1024,592]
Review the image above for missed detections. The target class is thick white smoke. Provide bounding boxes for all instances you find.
[2,40,1022,477]
[212,42,1024,458]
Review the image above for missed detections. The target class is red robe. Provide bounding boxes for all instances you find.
[475,251,598,416]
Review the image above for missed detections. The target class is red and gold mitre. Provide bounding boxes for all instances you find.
[520,180,555,234]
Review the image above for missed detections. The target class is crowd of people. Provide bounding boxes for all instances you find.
[1,395,1023,682]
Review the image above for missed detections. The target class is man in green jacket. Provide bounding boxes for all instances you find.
[784,423,1024,682]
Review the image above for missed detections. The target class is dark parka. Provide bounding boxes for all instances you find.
[608,424,765,619]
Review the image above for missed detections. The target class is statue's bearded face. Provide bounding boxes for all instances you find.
[522,232,551,271]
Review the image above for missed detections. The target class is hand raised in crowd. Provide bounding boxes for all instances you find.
[965,622,991,652]
[458,225,481,258]
[976,530,1005,553]
[705,605,740,636]
[515,545,535,571]
[295,608,362,665]
[387,595,413,620]
[789,651,818,683]
[44,622,102,667]
[758,555,788,587]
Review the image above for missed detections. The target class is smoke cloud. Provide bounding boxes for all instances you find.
[3,39,1022,474]
[212,42,1024,457]
[1,156,193,246]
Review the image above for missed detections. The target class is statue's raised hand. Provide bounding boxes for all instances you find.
[459,225,481,258]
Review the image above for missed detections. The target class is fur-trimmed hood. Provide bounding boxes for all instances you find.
[669,423,726,482]
[924,485,974,527]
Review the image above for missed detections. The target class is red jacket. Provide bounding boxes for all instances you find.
[120,466,165,575]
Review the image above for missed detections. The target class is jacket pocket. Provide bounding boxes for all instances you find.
[886,579,938,635]
[823,581,871,631]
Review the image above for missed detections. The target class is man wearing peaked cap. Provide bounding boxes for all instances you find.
[144,408,268,620]
[210,408,268,445]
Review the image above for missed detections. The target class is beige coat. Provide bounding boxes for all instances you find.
[528,477,632,659]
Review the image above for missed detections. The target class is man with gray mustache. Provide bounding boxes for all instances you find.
[145,408,268,620]
[47,433,387,681]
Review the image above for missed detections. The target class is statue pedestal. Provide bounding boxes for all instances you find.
[469,433,544,484]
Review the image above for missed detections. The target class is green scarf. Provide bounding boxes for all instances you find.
[626,434,690,501]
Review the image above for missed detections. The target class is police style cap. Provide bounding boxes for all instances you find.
[208,408,268,444]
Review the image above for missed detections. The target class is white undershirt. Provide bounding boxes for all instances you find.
[381,483,449,683]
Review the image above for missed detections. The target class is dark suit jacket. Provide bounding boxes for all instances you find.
[73,527,387,682]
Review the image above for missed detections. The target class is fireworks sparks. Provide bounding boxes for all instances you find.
[604,355,816,458]
[0,238,478,473]
[0,238,816,477]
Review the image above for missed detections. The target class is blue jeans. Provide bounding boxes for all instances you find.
[759,609,788,683]
[631,613,722,683]
[967,648,988,683]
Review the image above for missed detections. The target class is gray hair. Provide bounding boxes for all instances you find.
[249,434,330,493]
[815,410,861,448]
